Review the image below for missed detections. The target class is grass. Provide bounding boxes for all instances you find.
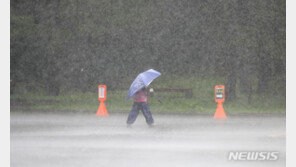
[10,76,286,114]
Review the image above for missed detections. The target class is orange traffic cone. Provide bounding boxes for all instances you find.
[213,102,227,119]
[96,101,109,116]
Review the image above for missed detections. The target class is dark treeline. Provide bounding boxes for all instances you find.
[11,0,285,100]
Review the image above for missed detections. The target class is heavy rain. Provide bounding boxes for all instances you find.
[10,0,286,167]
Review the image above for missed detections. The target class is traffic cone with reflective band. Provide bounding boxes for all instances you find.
[96,101,109,116]
[214,102,227,119]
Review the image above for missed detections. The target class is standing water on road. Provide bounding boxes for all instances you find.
[11,112,285,167]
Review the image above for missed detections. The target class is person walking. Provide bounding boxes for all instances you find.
[126,86,154,125]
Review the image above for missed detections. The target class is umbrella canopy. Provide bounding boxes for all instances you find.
[126,69,161,100]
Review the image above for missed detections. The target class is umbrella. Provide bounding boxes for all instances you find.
[126,69,161,100]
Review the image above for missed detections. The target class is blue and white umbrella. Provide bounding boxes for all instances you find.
[126,69,161,100]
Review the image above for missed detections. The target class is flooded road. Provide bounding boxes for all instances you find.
[11,112,285,167]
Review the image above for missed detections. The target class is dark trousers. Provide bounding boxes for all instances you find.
[126,102,154,125]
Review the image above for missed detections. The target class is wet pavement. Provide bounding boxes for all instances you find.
[10,112,285,167]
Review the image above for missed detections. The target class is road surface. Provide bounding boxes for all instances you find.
[11,112,285,167]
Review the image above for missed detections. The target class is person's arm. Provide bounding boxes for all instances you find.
[148,87,154,97]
